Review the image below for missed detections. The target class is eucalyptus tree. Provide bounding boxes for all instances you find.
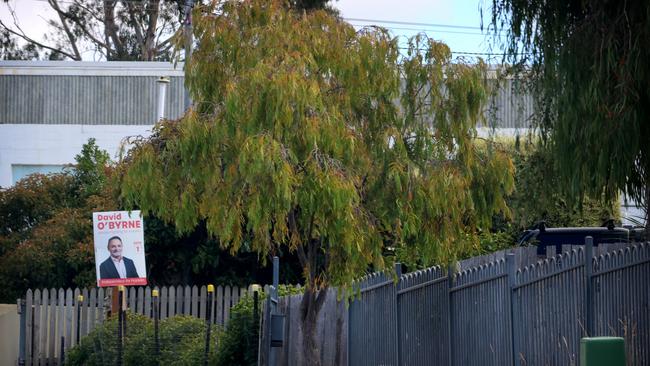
[0,0,332,61]
[0,0,185,60]
[120,1,513,362]
[488,0,650,223]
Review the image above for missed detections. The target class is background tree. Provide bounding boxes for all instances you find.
[0,139,300,303]
[0,139,116,301]
[488,0,650,225]
[0,0,186,60]
[1,29,40,60]
[120,1,514,362]
[0,0,333,61]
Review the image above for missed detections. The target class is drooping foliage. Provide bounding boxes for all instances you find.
[489,0,650,220]
[0,0,332,61]
[506,142,619,230]
[121,0,514,291]
[0,139,298,303]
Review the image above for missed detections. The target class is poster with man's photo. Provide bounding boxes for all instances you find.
[93,210,147,287]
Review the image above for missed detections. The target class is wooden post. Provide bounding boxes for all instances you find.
[76,294,83,345]
[204,284,214,366]
[111,287,119,316]
[153,289,160,363]
[117,286,124,366]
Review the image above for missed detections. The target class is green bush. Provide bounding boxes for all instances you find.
[507,144,619,230]
[212,295,259,366]
[212,285,302,366]
[66,313,219,366]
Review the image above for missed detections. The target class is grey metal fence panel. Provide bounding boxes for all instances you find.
[514,249,585,365]
[397,266,448,366]
[450,259,510,366]
[349,271,399,366]
[346,243,648,366]
[593,243,650,365]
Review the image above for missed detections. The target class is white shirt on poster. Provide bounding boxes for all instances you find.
[112,258,127,278]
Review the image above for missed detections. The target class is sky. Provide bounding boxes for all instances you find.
[1,0,504,61]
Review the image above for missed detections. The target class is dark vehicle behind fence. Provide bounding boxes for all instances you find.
[517,221,646,256]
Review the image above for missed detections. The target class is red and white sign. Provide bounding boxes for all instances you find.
[93,211,147,287]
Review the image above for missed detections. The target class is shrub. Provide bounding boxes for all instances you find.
[213,285,302,366]
[66,312,219,366]
[212,295,259,366]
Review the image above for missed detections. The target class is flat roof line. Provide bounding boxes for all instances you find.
[0,61,185,77]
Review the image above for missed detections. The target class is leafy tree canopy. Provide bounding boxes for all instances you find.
[1,0,186,60]
[0,139,298,303]
[488,0,650,221]
[1,29,40,60]
[121,0,514,294]
[0,0,332,61]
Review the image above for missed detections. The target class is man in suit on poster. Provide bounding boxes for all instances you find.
[99,236,139,279]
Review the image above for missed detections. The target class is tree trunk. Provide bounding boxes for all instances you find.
[300,285,328,366]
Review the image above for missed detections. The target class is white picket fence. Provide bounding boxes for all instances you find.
[19,284,254,366]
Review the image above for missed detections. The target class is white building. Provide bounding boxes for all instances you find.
[0,61,184,187]
[1,60,643,225]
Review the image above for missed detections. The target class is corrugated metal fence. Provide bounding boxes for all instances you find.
[18,284,252,366]
[349,241,649,366]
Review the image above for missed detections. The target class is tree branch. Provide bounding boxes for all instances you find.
[103,0,124,59]
[125,2,145,52]
[0,18,77,60]
[155,37,174,53]
[47,0,112,53]
[48,0,82,60]
[143,0,161,60]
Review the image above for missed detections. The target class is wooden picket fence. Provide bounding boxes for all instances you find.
[19,284,254,366]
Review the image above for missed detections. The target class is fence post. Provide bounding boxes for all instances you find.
[394,262,402,366]
[204,284,214,366]
[269,256,279,366]
[272,256,279,300]
[76,294,83,345]
[60,336,65,365]
[253,288,259,355]
[506,253,518,366]
[117,286,124,366]
[584,236,594,337]
[153,289,160,363]
[447,265,454,366]
[18,298,25,366]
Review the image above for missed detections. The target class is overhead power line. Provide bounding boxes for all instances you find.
[344,17,482,31]
[349,23,503,37]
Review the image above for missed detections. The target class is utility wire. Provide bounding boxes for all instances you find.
[349,23,503,37]
[344,17,482,31]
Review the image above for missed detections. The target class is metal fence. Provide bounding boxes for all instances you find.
[18,284,252,366]
[349,241,650,366]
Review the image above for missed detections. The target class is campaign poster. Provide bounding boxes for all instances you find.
[93,210,147,287]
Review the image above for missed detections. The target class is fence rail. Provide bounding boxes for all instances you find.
[19,284,253,366]
[348,241,650,366]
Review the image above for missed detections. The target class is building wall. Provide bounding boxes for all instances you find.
[0,61,185,187]
[0,304,19,366]
[0,61,538,189]
[0,124,153,187]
